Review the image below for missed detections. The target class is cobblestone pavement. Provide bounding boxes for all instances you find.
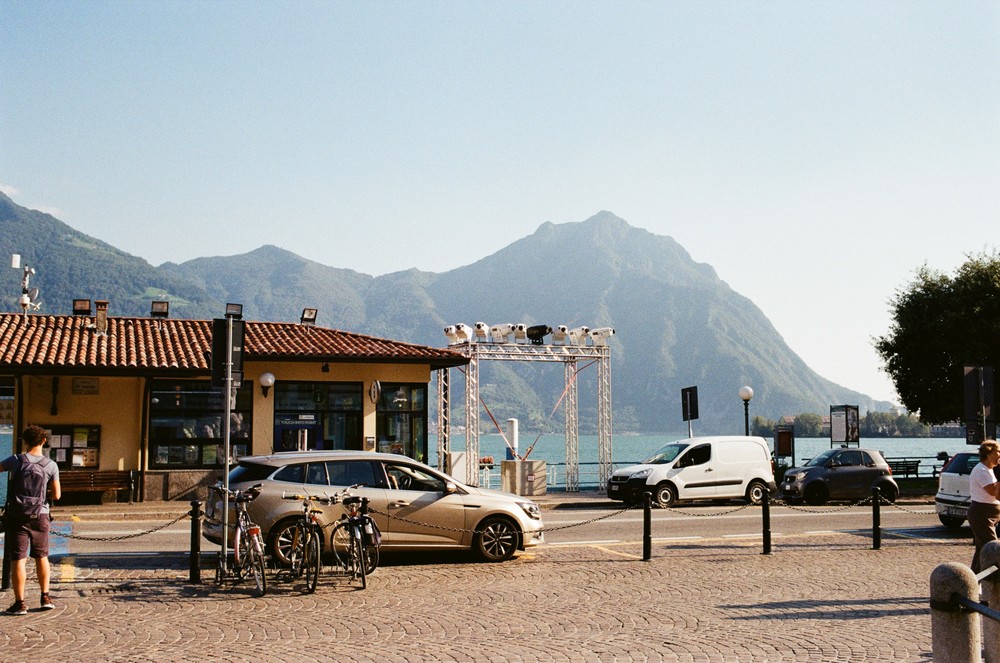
[2,506,967,663]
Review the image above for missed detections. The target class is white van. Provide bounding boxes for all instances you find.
[607,436,776,507]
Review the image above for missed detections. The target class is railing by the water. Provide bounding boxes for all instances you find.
[477,455,946,492]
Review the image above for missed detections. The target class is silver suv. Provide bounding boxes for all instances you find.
[203,451,544,563]
[935,452,1000,530]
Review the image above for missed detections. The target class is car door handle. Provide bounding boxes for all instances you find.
[389,500,409,508]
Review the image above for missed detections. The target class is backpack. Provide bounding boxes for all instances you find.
[9,453,53,518]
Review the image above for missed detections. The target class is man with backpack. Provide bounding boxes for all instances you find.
[2,425,61,615]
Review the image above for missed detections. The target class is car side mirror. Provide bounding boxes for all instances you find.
[444,481,458,495]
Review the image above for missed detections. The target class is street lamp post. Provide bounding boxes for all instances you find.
[739,386,754,436]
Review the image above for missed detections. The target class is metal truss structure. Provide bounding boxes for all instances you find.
[436,342,612,491]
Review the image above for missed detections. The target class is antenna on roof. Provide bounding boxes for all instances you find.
[12,254,41,317]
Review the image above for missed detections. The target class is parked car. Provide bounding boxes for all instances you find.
[203,451,544,563]
[934,451,1000,530]
[607,436,776,508]
[779,447,898,506]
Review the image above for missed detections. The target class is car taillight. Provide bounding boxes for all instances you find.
[248,526,260,536]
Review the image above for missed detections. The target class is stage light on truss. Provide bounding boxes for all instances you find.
[526,325,551,345]
[552,325,568,344]
[589,327,615,346]
[473,322,490,341]
[567,326,591,345]
[443,325,459,344]
[453,323,473,343]
[489,323,515,343]
[513,324,528,343]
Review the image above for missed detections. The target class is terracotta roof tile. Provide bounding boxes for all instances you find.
[0,313,466,374]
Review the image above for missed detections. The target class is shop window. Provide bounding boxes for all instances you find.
[272,382,362,452]
[376,384,427,462]
[149,380,252,469]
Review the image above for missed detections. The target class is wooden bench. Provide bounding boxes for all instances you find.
[59,470,135,503]
[887,459,921,478]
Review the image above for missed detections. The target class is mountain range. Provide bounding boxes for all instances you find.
[0,191,888,434]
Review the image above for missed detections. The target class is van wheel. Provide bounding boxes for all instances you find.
[804,483,828,506]
[745,480,768,505]
[653,483,677,508]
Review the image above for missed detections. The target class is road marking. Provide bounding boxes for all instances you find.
[593,545,642,559]
[550,539,620,546]
[60,556,75,582]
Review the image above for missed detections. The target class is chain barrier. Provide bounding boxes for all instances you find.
[659,502,754,517]
[51,511,192,542]
[366,504,636,535]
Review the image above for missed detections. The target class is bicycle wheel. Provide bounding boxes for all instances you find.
[247,529,267,597]
[351,528,367,589]
[304,528,321,594]
[330,522,352,574]
[287,522,306,578]
[234,523,249,578]
[362,538,379,576]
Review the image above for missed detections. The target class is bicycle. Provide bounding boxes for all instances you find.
[329,486,381,590]
[212,483,267,597]
[278,491,333,593]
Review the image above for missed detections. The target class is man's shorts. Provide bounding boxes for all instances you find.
[8,514,51,560]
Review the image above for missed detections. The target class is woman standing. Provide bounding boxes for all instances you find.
[969,439,1000,573]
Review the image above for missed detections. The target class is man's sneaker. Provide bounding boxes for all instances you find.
[40,594,55,610]
[6,600,27,616]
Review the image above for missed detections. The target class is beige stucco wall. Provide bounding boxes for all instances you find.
[21,375,144,471]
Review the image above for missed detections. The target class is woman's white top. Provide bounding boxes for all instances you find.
[970,462,1000,505]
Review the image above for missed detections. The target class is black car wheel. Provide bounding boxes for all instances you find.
[474,516,520,562]
[939,514,965,530]
[804,483,828,506]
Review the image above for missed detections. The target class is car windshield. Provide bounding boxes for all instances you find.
[642,443,688,465]
[805,449,839,467]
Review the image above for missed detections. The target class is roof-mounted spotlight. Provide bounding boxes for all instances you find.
[552,325,568,345]
[443,325,459,345]
[473,322,490,341]
[453,323,473,344]
[300,307,318,325]
[489,323,515,343]
[73,299,92,316]
[526,325,552,345]
[225,303,243,319]
[589,327,616,346]
[567,326,591,345]
[150,300,169,318]
[513,324,528,343]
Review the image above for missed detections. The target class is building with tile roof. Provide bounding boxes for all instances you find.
[0,308,467,501]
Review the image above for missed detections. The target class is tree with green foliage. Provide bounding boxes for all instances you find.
[794,413,824,438]
[875,252,1000,424]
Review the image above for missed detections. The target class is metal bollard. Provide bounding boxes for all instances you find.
[189,500,202,584]
[761,489,771,555]
[872,486,881,550]
[982,541,1000,663]
[930,562,981,663]
[643,492,652,561]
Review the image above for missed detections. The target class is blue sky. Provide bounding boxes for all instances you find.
[2,1,999,405]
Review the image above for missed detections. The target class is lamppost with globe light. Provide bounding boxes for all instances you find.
[739,386,754,436]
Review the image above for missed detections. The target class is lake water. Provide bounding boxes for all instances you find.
[430,433,975,488]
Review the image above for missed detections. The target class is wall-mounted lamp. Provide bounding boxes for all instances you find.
[73,299,92,316]
[150,300,169,318]
[259,371,275,398]
[321,363,329,373]
[300,308,318,325]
